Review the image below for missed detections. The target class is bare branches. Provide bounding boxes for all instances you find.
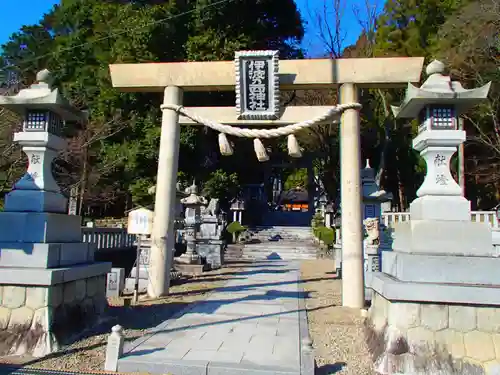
[0,107,24,194]
[307,0,347,57]
[435,0,500,185]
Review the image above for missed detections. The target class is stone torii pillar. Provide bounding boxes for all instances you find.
[340,83,364,308]
[148,86,183,298]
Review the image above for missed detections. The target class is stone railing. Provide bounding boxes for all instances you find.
[82,227,136,250]
[381,211,498,229]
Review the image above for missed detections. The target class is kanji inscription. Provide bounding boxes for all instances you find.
[434,154,446,167]
[235,50,279,120]
[245,60,269,111]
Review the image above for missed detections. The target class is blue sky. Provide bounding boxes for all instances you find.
[0,0,380,57]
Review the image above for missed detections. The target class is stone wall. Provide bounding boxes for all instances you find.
[0,275,107,357]
[366,292,500,375]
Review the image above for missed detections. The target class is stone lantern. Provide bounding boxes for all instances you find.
[360,160,393,302]
[0,70,110,358]
[392,60,490,218]
[0,69,86,213]
[361,160,392,221]
[389,60,492,253]
[230,197,245,224]
[177,182,207,266]
[366,61,498,373]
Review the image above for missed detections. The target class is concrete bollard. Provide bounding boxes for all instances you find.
[104,324,124,372]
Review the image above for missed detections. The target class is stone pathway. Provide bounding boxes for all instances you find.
[118,261,314,375]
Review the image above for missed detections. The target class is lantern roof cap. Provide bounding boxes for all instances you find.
[0,69,87,123]
[391,60,491,119]
[180,181,207,206]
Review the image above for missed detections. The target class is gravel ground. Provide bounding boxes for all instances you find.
[300,259,375,375]
[0,262,249,372]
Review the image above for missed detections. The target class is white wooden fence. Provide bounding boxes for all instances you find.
[381,211,499,229]
[82,227,136,250]
[82,219,185,251]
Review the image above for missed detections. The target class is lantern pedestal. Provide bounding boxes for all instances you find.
[412,129,465,198]
[0,70,111,358]
[4,132,67,213]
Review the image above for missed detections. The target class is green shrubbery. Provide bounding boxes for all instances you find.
[311,212,325,228]
[226,221,248,243]
[313,226,335,245]
[226,221,247,234]
[311,212,335,246]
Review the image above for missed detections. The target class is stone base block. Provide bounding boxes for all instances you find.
[175,254,201,265]
[4,190,68,214]
[0,212,82,243]
[0,271,109,357]
[0,262,111,286]
[197,240,224,269]
[0,242,95,268]
[392,219,493,256]
[369,272,500,305]
[366,291,500,375]
[410,195,471,221]
[382,251,500,285]
[174,263,209,276]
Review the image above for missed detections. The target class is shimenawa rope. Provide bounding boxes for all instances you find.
[160,103,362,138]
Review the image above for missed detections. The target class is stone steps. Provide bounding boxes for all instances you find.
[244,242,316,249]
[240,250,317,260]
[249,226,314,241]
[242,241,318,261]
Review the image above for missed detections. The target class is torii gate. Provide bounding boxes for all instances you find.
[109,55,424,309]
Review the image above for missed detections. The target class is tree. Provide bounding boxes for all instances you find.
[0,0,305,216]
[202,169,239,207]
[433,0,500,207]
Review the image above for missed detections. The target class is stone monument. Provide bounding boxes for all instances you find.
[0,70,111,357]
[197,198,225,269]
[366,61,497,374]
[175,182,208,275]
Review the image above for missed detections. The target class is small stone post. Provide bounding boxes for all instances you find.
[104,325,124,372]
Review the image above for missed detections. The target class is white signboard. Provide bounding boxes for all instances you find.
[127,208,154,235]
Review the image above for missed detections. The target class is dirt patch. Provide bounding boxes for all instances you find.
[300,259,375,375]
[0,261,249,372]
